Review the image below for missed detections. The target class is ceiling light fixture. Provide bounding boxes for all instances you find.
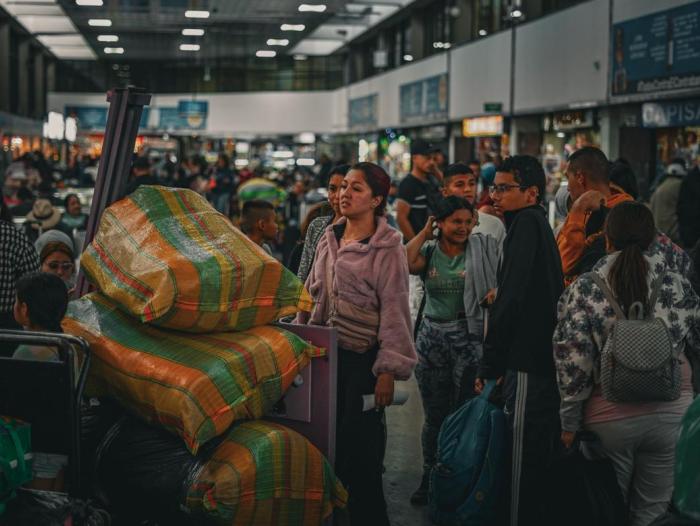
[184,10,209,18]
[266,38,289,46]
[88,19,112,26]
[180,43,200,51]
[182,28,205,36]
[403,54,413,61]
[76,0,104,6]
[293,54,308,60]
[510,8,523,18]
[256,50,276,58]
[97,35,119,42]
[104,47,124,54]
[298,4,327,13]
[281,24,305,31]
[478,29,488,36]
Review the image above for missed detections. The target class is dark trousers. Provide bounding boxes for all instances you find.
[503,369,561,526]
[0,311,21,357]
[335,348,389,526]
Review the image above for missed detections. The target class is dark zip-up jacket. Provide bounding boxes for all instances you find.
[479,205,564,378]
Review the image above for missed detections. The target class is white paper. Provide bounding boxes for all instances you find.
[362,389,409,411]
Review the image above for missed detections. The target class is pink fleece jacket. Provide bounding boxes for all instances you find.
[296,216,417,380]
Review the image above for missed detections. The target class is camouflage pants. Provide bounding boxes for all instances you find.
[415,317,480,471]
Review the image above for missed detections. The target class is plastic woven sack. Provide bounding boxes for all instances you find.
[674,396,700,520]
[62,293,323,454]
[80,185,312,333]
[186,421,347,525]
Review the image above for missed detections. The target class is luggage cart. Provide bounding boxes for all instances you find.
[0,330,91,498]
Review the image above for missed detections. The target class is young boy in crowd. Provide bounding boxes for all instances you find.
[475,155,564,526]
[12,272,70,491]
[239,199,279,255]
[442,162,506,248]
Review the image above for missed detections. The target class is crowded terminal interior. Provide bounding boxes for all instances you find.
[0,0,700,524]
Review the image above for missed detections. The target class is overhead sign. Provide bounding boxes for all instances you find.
[66,106,150,131]
[177,100,208,129]
[483,102,503,113]
[348,94,378,129]
[462,115,503,137]
[400,73,449,125]
[642,99,700,127]
[611,1,700,96]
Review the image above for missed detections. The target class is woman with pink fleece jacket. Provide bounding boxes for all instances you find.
[296,162,416,525]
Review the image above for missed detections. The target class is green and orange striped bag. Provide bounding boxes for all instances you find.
[80,185,312,333]
[186,421,347,525]
[62,293,323,454]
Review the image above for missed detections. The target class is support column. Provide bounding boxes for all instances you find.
[0,23,10,112]
[17,38,29,115]
[410,11,425,60]
[33,50,45,118]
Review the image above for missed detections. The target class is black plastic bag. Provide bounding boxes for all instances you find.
[94,416,202,524]
[549,439,626,526]
[0,489,110,526]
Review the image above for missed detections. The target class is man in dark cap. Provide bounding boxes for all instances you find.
[396,139,443,242]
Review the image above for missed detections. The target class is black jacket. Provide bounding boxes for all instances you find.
[479,205,564,378]
[678,167,700,249]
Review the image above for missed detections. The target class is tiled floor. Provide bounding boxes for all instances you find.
[384,376,433,526]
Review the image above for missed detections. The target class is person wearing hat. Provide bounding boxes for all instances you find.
[396,139,443,243]
[34,230,76,292]
[650,159,687,246]
[397,139,445,320]
[23,198,73,245]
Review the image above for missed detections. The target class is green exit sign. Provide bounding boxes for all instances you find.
[483,102,502,113]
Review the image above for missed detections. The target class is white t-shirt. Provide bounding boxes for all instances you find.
[473,212,506,248]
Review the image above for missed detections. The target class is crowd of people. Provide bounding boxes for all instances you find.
[1,141,700,526]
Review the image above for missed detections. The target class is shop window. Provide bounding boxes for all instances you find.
[423,0,453,57]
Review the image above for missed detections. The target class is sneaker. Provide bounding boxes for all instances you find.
[410,473,430,505]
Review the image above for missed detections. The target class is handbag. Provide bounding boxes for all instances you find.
[324,258,380,352]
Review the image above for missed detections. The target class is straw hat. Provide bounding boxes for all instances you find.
[26,198,62,230]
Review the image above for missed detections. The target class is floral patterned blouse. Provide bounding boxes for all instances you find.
[553,233,700,432]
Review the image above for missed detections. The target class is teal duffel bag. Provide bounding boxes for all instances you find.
[0,417,33,515]
[429,380,507,526]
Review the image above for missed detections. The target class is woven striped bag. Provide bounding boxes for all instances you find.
[62,293,323,454]
[186,421,347,525]
[80,185,312,333]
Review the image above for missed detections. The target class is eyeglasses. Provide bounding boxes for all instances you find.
[47,261,75,271]
[488,184,528,195]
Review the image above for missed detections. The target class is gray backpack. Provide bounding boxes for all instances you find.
[589,272,681,403]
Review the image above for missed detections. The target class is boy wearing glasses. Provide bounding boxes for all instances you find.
[475,155,564,526]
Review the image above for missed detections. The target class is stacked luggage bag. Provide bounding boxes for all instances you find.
[7,186,347,525]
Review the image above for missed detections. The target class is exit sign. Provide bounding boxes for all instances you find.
[484,102,502,113]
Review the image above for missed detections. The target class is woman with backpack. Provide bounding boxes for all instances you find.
[405,195,500,505]
[296,162,416,526]
[554,201,700,526]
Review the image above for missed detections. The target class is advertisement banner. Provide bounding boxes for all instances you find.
[400,73,448,125]
[177,100,208,130]
[611,1,700,96]
[641,99,700,127]
[65,106,150,131]
[348,94,378,129]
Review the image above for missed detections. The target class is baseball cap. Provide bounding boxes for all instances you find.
[410,139,439,157]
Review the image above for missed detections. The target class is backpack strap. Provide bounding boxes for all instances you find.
[588,272,626,320]
[414,242,437,340]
